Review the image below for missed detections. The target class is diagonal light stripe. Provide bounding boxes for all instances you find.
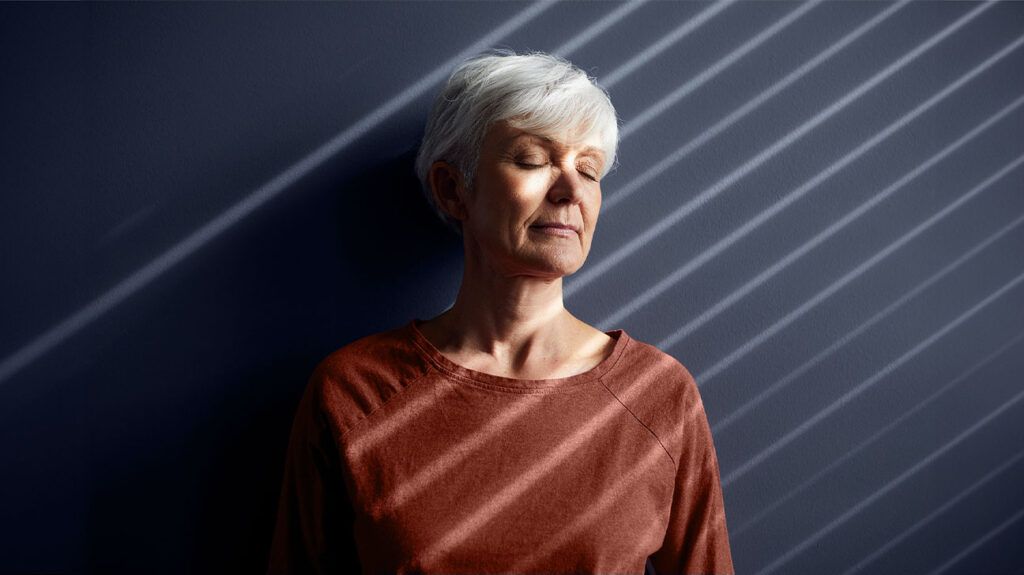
[387,392,549,509]
[346,377,461,458]
[608,0,820,103]
[416,363,676,562]
[601,46,1024,335]
[660,124,1024,355]
[565,1,994,299]
[600,0,738,88]
[602,0,910,213]
[730,329,1024,539]
[1,0,680,386]
[713,211,1024,436]
[509,441,669,571]
[682,91,1024,381]
[753,384,1024,575]
[378,338,677,508]
[842,448,1024,574]
[722,250,1024,488]
[551,0,651,57]
[926,507,1024,575]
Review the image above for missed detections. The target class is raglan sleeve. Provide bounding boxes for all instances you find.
[267,369,362,574]
[647,368,734,575]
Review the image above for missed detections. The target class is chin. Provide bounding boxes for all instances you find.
[507,245,588,278]
[537,258,585,278]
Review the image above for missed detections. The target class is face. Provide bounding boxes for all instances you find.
[452,121,606,280]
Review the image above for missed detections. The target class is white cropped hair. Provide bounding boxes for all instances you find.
[415,50,619,235]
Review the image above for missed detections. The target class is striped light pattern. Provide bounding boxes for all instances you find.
[4,2,1023,573]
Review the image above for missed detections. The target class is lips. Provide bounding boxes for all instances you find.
[531,222,580,233]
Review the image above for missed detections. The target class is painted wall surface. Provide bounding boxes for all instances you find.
[2,2,1022,573]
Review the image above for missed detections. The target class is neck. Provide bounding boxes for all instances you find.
[425,238,583,367]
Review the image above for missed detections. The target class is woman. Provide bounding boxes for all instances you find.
[268,51,734,575]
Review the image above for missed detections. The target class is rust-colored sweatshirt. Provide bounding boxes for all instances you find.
[268,319,734,574]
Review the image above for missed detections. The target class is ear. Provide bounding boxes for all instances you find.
[428,161,469,223]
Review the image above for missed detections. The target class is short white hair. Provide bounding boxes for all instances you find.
[415,50,619,235]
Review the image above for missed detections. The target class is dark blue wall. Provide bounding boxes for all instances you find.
[2,2,1022,573]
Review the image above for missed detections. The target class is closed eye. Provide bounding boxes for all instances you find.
[516,161,547,169]
[577,162,600,182]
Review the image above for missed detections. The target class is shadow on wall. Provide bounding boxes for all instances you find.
[337,148,462,287]
[76,147,460,573]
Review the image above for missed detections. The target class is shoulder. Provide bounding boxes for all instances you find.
[304,321,431,437]
[605,334,700,403]
[602,333,706,457]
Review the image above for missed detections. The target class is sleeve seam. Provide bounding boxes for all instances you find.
[598,377,677,466]
[334,371,433,443]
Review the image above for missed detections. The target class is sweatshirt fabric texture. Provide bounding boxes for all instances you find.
[268,319,734,574]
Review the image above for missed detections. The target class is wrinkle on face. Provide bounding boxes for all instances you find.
[462,121,606,280]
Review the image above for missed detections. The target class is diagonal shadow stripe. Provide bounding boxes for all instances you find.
[385,390,550,509]
[706,153,1024,436]
[564,1,994,300]
[550,0,650,57]
[509,440,671,571]
[731,329,1024,539]
[926,506,1024,575]
[753,382,1024,575]
[600,0,910,213]
[378,352,681,515]
[609,0,820,112]
[722,226,1024,489]
[841,448,1024,573]
[413,359,678,562]
[345,375,462,460]
[0,0,680,386]
[600,0,739,88]
[713,211,1024,436]
[690,91,1024,387]
[600,43,1024,335]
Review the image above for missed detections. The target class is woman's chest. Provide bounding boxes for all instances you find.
[340,388,677,573]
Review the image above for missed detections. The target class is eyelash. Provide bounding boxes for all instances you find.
[516,160,546,169]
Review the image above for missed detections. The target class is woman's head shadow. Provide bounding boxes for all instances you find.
[184,146,462,571]
[335,147,461,284]
[78,141,464,572]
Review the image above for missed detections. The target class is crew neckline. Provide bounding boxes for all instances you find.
[407,318,630,392]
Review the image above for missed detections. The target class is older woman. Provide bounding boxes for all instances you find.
[269,51,733,575]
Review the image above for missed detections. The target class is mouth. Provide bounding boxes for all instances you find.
[530,222,580,234]
[529,223,579,238]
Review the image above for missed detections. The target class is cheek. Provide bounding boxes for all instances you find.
[584,196,601,227]
[495,174,547,211]
[473,185,531,235]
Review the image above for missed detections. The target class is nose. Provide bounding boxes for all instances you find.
[547,164,587,205]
